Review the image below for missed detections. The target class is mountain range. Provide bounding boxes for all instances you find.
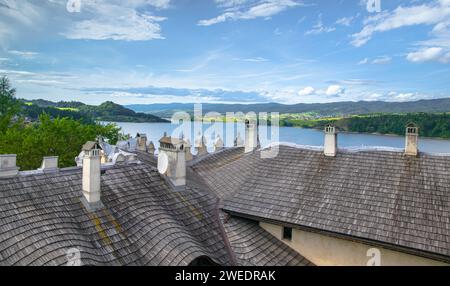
[126,98,450,118]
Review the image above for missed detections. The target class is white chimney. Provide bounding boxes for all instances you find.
[38,156,58,172]
[324,125,337,157]
[245,119,258,153]
[81,141,103,210]
[214,135,224,152]
[184,138,193,161]
[158,134,186,187]
[136,133,147,152]
[195,132,208,156]
[0,154,19,178]
[147,141,155,155]
[405,124,419,156]
[234,132,244,147]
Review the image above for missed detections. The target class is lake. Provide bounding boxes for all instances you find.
[112,122,450,154]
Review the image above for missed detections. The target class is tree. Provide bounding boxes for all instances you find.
[0,113,125,170]
[0,76,21,133]
[0,78,126,170]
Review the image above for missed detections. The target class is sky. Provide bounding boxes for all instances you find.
[0,0,449,105]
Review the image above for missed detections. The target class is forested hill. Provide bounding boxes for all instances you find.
[126,97,450,117]
[22,99,169,123]
[282,113,450,139]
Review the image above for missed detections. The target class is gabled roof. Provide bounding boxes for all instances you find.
[191,145,450,262]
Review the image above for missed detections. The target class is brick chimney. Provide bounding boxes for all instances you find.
[324,125,337,157]
[158,134,186,187]
[38,156,59,172]
[81,141,103,210]
[245,119,258,153]
[405,123,419,156]
[0,154,19,178]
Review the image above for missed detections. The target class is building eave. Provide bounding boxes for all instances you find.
[223,210,450,264]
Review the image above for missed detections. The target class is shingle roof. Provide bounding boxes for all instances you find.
[190,147,249,199]
[0,163,231,266]
[192,145,450,262]
[221,214,314,266]
[0,149,312,266]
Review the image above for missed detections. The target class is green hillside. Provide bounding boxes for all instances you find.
[22,100,169,123]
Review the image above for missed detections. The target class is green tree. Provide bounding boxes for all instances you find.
[0,114,124,170]
[0,77,126,170]
[0,76,21,133]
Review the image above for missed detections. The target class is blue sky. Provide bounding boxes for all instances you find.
[0,0,449,105]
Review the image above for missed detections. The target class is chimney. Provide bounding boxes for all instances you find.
[184,138,193,161]
[136,133,147,152]
[81,141,103,210]
[147,141,155,155]
[245,119,258,153]
[158,134,186,187]
[234,132,244,147]
[195,132,208,156]
[405,123,419,156]
[214,135,224,152]
[0,154,19,178]
[324,125,337,157]
[38,156,58,172]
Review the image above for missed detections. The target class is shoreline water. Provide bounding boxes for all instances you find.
[108,121,450,154]
[112,120,450,141]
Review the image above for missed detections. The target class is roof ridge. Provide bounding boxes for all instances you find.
[262,142,450,157]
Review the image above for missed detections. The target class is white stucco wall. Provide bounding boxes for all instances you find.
[260,222,448,266]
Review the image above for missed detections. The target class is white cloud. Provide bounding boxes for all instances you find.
[357,56,392,64]
[305,13,336,35]
[372,56,392,64]
[336,16,355,27]
[325,85,345,96]
[365,93,383,101]
[0,69,36,76]
[145,0,171,9]
[8,50,39,58]
[63,0,169,41]
[198,0,300,26]
[298,86,315,96]
[0,0,48,46]
[392,92,418,102]
[407,47,450,63]
[15,79,64,85]
[233,57,269,62]
[351,1,450,47]
[214,0,250,8]
[358,58,369,65]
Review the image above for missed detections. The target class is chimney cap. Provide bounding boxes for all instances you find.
[159,135,184,146]
[325,124,336,134]
[38,156,59,172]
[0,154,19,178]
[82,141,101,151]
[406,122,419,134]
